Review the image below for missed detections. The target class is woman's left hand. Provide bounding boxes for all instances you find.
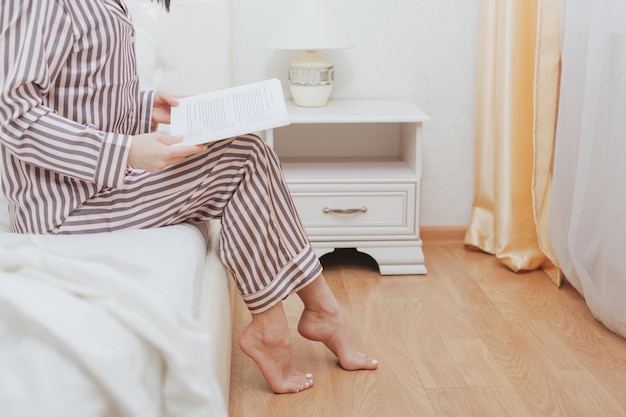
[151,91,183,125]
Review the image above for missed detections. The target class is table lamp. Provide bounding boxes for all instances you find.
[265,0,354,107]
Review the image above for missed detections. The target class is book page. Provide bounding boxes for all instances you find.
[170,78,290,145]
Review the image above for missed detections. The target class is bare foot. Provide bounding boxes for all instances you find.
[238,305,314,394]
[296,275,378,370]
[297,306,379,371]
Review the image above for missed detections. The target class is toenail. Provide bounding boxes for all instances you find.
[306,372,313,378]
[371,358,378,365]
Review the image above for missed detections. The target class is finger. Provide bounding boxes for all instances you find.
[174,144,204,154]
[157,91,183,106]
[164,95,180,106]
[158,135,185,145]
[168,145,205,162]
[152,111,171,125]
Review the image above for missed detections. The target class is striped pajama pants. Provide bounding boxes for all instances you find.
[55,134,323,314]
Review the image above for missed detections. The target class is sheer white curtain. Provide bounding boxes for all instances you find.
[551,0,626,337]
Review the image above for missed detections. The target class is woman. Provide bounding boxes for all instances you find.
[0,0,377,394]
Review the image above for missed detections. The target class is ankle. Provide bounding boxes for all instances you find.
[241,320,292,350]
[304,298,343,318]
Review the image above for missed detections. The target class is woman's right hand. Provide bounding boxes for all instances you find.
[127,132,205,173]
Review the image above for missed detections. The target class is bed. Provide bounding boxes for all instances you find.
[0,1,234,416]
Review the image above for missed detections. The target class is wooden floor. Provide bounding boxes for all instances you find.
[228,229,626,417]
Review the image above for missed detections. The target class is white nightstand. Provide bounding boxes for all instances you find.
[264,99,430,275]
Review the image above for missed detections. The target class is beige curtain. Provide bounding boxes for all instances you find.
[464,0,561,284]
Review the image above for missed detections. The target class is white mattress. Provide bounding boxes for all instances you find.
[9,224,209,314]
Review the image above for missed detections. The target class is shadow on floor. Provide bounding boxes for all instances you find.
[319,248,379,272]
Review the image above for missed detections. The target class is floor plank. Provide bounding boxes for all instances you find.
[228,230,626,417]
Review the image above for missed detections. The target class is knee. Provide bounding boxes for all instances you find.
[236,133,268,150]
[235,134,277,163]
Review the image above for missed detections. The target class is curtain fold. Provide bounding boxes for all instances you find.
[465,0,561,284]
[550,0,626,337]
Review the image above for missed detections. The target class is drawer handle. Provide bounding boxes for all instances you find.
[323,206,368,215]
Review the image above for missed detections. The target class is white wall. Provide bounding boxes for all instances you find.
[232,0,480,227]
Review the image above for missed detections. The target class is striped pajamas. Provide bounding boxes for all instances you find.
[0,0,322,313]
[57,134,323,313]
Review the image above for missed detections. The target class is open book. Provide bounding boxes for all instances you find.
[170,78,290,145]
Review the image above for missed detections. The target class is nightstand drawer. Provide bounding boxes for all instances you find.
[287,182,417,239]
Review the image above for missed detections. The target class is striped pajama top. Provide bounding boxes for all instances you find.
[0,0,154,234]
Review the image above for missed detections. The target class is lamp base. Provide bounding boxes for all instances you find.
[288,50,334,107]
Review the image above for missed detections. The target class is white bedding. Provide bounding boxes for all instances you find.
[0,231,228,417]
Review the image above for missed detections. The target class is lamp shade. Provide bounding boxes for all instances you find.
[265,0,354,50]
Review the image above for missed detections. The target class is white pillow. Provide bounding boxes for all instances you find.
[135,28,160,91]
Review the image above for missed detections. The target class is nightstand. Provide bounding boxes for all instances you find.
[264,99,430,275]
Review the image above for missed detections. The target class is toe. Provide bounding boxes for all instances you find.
[340,353,379,371]
[284,372,315,394]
